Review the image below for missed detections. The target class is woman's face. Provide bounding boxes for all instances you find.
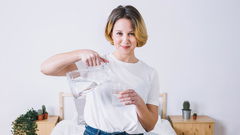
[111,18,137,55]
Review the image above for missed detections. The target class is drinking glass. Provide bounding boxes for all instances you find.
[111,82,128,107]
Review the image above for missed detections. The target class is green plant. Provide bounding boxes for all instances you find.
[42,105,46,114]
[41,105,48,119]
[38,109,43,115]
[12,108,38,135]
[183,101,190,110]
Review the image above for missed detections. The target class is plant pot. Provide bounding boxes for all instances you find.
[193,115,197,120]
[44,113,48,119]
[193,113,197,120]
[182,109,191,120]
[38,114,44,120]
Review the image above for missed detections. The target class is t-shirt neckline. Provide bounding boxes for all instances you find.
[109,53,141,65]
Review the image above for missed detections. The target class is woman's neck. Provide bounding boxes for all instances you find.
[113,51,138,63]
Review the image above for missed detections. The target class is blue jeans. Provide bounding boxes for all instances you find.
[84,125,144,135]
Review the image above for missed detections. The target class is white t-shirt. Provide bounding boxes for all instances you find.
[83,53,160,134]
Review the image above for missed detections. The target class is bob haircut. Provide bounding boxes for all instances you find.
[105,5,148,47]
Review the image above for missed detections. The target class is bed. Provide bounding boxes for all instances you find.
[51,92,176,135]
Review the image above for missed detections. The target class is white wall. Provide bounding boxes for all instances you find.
[0,0,239,134]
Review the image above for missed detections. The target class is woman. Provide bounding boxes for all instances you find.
[41,5,159,135]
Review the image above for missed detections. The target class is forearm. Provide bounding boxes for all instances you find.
[136,103,158,132]
[41,50,81,76]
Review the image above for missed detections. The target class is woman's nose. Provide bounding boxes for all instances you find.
[122,35,130,43]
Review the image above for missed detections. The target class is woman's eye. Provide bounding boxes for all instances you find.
[129,33,135,36]
[116,32,123,36]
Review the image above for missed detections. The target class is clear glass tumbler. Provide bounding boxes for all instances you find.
[111,82,128,107]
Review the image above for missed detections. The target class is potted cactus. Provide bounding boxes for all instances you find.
[193,113,197,120]
[42,105,48,119]
[37,109,44,120]
[182,101,191,120]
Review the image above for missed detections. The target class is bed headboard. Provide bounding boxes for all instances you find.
[59,92,167,120]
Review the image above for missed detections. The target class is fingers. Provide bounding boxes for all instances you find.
[118,89,137,105]
[100,57,109,63]
[119,89,135,95]
[81,52,108,67]
[91,54,97,66]
[96,57,101,66]
[88,56,93,66]
[124,100,135,105]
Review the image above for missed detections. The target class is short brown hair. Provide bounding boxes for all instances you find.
[105,5,148,47]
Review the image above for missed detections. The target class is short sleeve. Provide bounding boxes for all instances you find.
[146,69,160,106]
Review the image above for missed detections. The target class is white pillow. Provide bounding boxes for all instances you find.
[145,116,176,135]
[51,120,85,135]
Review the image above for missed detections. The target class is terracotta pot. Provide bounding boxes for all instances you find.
[193,115,197,120]
[44,113,48,119]
[38,114,44,120]
[193,113,197,120]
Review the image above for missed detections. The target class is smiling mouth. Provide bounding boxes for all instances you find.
[121,46,130,49]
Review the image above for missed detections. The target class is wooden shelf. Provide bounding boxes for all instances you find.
[169,115,215,135]
[36,116,59,135]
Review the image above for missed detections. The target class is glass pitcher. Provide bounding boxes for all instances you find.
[67,61,110,98]
[66,61,110,125]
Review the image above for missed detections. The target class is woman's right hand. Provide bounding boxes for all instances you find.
[79,49,109,67]
[41,49,109,76]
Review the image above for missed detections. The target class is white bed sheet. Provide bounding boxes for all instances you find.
[51,116,176,135]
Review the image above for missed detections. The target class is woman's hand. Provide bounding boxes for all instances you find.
[118,89,144,106]
[41,49,109,76]
[118,89,158,132]
[80,49,109,67]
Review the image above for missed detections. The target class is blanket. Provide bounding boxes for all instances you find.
[51,116,176,135]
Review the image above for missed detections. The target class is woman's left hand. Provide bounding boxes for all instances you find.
[118,89,144,106]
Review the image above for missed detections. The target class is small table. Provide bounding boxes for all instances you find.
[169,115,215,135]
[36,115,59,135]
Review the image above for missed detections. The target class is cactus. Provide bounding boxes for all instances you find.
[42,105,46,114]
[193,112,197,120]
[183,101,190,110]
[38,109,43,115]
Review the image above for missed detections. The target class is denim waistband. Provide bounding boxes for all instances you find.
[85,125,143,135]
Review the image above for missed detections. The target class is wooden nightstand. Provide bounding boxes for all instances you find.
[36,116,59,135]
[169,115,215,135]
